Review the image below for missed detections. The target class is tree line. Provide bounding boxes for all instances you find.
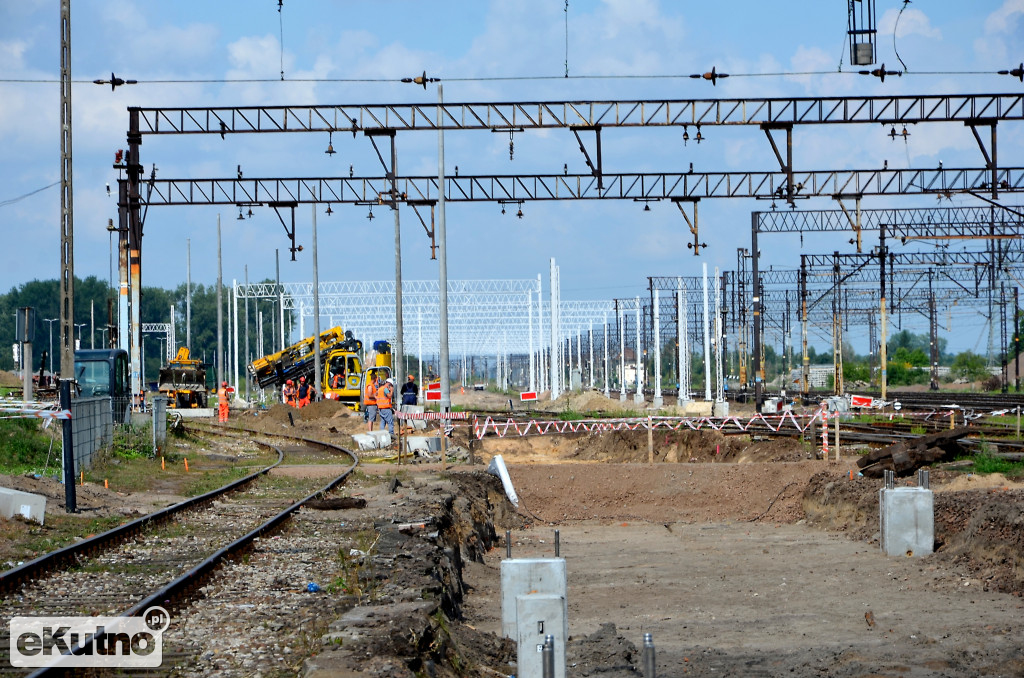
[0,277,283,387]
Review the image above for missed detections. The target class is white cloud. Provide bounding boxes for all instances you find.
[879,7,941,39]
[984,0,1024,33]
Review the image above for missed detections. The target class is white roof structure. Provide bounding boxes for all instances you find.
[234,279,614,357]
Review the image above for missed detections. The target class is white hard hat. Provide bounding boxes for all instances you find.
[386,377,395,385]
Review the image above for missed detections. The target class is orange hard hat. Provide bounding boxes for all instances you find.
[222,381,227,386]
[286,379,293,385]
[300,376,306,382]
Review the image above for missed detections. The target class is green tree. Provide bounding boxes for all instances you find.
[950,351,989,382]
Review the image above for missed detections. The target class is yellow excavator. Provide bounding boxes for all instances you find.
[248,327,391,410]
[157,347,209,408]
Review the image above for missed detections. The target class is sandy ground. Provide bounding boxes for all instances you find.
[464,519,1024,677]
[457,461,1024,677]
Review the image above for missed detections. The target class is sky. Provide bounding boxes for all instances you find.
[1,0,1023,355]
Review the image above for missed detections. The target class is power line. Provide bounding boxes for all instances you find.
[0,69,1012,86]
[0,181,60,208]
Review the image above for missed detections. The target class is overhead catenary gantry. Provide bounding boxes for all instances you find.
[118,93,1024,403]
[233,278,614,392]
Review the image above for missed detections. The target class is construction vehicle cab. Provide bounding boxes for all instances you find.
[73,349,131,423]
[157,347,209,408]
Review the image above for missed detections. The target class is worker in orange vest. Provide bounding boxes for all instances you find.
[364,374,379,431]
[218,381,230,423]
[377,377,396,435]
[296,376,312,408]
[282,379,296,407]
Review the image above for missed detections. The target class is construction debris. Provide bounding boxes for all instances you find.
[857,428,971,477]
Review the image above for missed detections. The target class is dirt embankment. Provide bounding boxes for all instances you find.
[803,470,1024,596]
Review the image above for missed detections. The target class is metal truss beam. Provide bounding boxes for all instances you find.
[131,94,1024,135]
[139,167,1024,207]
[756,204,1024,234]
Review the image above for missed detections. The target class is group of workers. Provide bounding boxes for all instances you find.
[281,376,315,408]
[364,373,419,435]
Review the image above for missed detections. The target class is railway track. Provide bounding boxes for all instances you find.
[0,424,359,676]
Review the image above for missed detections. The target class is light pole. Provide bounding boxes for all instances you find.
[43,318,59,375]
[97,327,110,348]
[74,323,87,350]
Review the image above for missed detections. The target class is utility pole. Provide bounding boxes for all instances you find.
[59,0,76,378]
[186,238,191,349]
[216,215,223,390]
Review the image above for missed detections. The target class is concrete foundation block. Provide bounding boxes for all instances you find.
[367,431,392,448]
[406,436,441,454]
[0,487,46,524]
[500,558,567,640]
[682,401,714,416]
[351,434,378,451]
[713,400,730,417]
[516,593,567,678]
[880,487,934,557]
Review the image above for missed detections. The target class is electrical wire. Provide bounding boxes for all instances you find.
[893,0,911,72]
[278,0,285,81]
[564,0,570,78]
[0,69,1009,86]
[0,181,60,208]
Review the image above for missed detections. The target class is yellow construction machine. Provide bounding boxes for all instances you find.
[157,347,209,408]
[249,327,392,410]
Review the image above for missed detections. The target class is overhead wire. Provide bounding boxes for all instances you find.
[0,181,60,208]
[0,69,1012,86]
[893,0,912,72]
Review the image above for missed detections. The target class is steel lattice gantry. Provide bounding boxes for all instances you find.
[741,203,1024,406]
[116,94,1024,401]
[234,278,613,365]
[133,94,1024,134]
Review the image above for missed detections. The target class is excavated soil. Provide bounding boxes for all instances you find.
[4,393,1024,676]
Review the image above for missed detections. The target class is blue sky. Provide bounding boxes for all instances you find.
[1,1,1023,354]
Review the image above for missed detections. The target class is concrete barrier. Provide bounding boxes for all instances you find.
[0,487,46,525]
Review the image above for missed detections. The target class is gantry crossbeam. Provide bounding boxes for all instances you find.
[131,93,1024,135]
[756,204,1024,234]
[141,167,1024,206]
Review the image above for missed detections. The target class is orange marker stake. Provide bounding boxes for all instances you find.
[104,479,109,489]
[161,456,165,470]
[80,470,84,486]
[184,458,189,472]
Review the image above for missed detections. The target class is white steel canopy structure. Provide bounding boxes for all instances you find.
[234,278,613,359]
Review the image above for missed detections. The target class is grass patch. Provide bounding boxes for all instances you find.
[0,418,62,477]
[0,514,126,566]
[967,452,1024,477]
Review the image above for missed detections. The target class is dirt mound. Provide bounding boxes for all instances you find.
[0,371,20,387]
[559,391,633,413]
[803,470,1024,596]
[567,429,809,464]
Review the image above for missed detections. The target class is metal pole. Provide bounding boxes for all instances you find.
[232,280,240,391]
[589,323,595,389]
[311,197,322,401]
[603,313,610,398]
[389,135,405,410]
[542,635,555,678]
[653,290,662,407]
[276,248,284,350]
[703,263,712,402]
[751,215,762,412]
[634,298,643,404]
[437,84,451,412]
[59,0,76,379]
[642,633,656,678]
[216,215,223,390]
[186,238,191,349]
[618,304,626,401]
[528,291,535,392]
[879,223,888,402]
[550,258,559,400]
[244,265,250,400]
[60,380,76,513]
